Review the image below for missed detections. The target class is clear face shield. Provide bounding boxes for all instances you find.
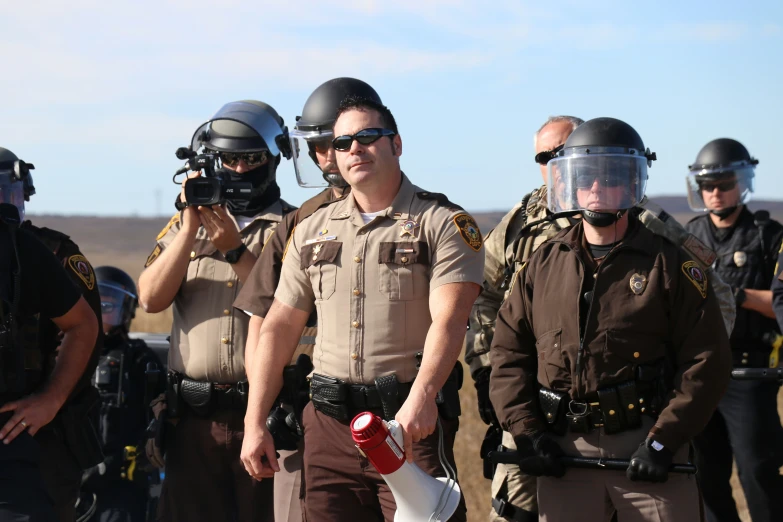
[685,163,754,212]
[547,149,649,214]
[0,172,25,222]
[289,128,344,188]
[98,281,137,333]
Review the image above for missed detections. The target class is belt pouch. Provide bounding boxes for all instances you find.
[597,387,625,434]
[311,395,349,421]
[310,373,347,402]
[375,374,401,420]
[538,388,568,435]
[166,371,183,418]
[616,381,642,429]
[180,379,214,416]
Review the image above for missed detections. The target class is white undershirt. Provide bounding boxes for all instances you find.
[235,215,254,230]
[360,211,383,225]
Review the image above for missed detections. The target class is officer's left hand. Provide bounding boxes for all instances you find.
[626,438,673,483]
[197,204,243,255]
[0,392,62,444]
[395,390,438,463]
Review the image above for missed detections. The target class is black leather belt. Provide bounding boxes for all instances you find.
[172,373,249,415]
[310,373,413,421]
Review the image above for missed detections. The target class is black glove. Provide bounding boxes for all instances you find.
[474,367,499,426]
[514,433,566,478]
[626,438,673,483]
[266,406,302,451]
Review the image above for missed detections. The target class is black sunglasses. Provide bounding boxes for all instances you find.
[332,128,396,151]
[534,144,564,166]
[575,174,626,190]
[220,150,269,168]
[699,180,737,193]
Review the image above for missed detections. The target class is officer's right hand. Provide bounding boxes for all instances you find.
[473,367,499,426]
[240,421,279,481]
[626,438,672,483]
[513,433,566,478]
[179,171,201,232]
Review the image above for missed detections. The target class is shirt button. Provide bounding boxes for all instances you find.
[222,364,228,371]
[353,256,362,263]
[633,352,640,359]
[742,358,749,365]
[353,289,360,296]
[223,309,230,316]
[221,337,229,344]
[190,251,196,258]
[227,281,234,288]
[608,409,616,416]
[352,321,360,328]
[400,256,408,263]
[627,403,635,410]
[553,343,558,348]
[593,273,598,279]
[351,352,359,360]
[742,352,749,357]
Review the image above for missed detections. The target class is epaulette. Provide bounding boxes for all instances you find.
[22,222,70,255]
[279,199,298,216]
[415,191,464,212]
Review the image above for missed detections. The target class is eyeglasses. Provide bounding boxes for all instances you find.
[575,174,626,190]
[534,145,564,166]
[699,180,737,193]
[332,128,396,151]
[220,150,269,168]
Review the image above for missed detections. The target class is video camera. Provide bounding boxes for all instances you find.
[173,147,252,207]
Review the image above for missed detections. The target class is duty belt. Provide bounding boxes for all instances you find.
[167,371,249,416]
[310,373,413,422]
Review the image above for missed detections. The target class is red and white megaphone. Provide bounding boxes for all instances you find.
[351,412,461,522]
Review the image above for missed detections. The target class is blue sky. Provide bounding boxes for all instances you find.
[3,0,781,217]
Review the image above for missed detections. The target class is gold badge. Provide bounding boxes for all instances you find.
[312,243,322,261]
[67,255,96,290]
[682,260,708,298]
[453,213,483,252]
[399,220,419,237]
[733,251,747,267]
[145,245,162,267]
[629,273,647,295]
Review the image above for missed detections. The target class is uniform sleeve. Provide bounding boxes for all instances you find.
[144,213,181,268]
[772,242,783,329]
[650,249,732,451]
[17,229,81,319]
[273,224,315,313]
[466,227,504,379]
[429,211,484,291]
[233,211,296,316]
[59,240,103,329]
[489,262,546,438]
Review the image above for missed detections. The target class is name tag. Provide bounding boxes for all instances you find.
[396,248,415,253]
[305,235,338,245]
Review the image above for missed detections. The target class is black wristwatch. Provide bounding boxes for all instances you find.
[734,287,747,307]
[224,243,247,264]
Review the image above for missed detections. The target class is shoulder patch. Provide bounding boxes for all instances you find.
[156,214,180,241]
[453,213,483,252]
[145,245,162,268]
[681,260,708,298]
[683,234,717,267]
[416,191,464,212]
[67,255,96,291]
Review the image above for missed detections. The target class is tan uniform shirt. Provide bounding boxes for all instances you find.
[275,174,484,384]
[146,200,292,383]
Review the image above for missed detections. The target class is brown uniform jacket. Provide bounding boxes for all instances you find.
[146,200,294,383]
[233,188,346,362]
[275,174,484,384]
[22,222,104,398]
[489,216,732,451]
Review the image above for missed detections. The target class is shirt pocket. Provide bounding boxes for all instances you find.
[301,241,342,301]
[377,241,430,301]
[183,239,218,295]
[536,328,567,390]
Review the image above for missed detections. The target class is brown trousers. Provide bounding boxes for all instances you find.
[157,408,274,522]
[301,402,467,522]
[537,418,701,522]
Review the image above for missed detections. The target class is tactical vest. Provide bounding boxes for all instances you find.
[687,209,781,350]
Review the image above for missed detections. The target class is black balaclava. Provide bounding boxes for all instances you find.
[222,156,281,217]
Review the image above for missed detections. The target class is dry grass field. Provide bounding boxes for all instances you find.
[29,199,783,522]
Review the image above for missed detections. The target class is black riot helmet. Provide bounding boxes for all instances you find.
[0,148,35,221]
[290,78,382,188]
[95,266,138,336]
[547,117,656,227]
[686,138,756,214]
[192,100,291,157]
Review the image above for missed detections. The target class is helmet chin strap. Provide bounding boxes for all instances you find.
[710,206,737,220]
[323,172,348,188]
[581,209,627,228]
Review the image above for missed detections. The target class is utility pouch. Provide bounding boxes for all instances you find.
[180,379,214,416]
[616,381,642,429]
[538,388,568,436]
[59,386,105,470]
[165,371,183,418]
[597,387,625,434]
[310,373,347,402]
[311,395,350,421]
[375,374,402,420]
